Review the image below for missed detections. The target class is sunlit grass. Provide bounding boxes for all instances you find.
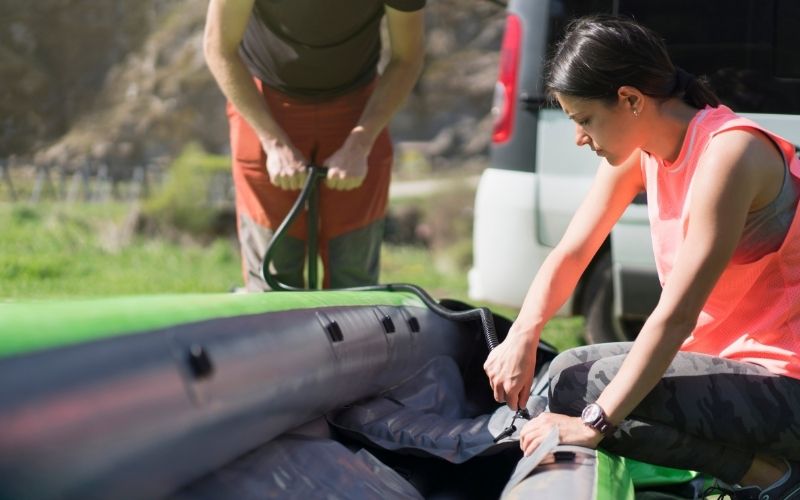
[1,202,584,351]
[380,244,585,351]
[0,203,241,299]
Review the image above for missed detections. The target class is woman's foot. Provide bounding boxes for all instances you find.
[716,458,800,500]
[757,460,800,500]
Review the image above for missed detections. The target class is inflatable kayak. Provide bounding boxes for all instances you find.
[0,288,706,499]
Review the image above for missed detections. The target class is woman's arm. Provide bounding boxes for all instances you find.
[595,129,782,424]
[485,149,645,410]
[518,129,781,455]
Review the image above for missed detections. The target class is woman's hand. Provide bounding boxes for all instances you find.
[519,412,603,456]
[483,328,539,411]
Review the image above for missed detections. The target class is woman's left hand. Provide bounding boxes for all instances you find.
[519,412,604,456]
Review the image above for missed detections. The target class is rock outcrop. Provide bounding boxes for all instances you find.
[0,0,504,172]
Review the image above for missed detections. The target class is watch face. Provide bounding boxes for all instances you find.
[582,404,601,422]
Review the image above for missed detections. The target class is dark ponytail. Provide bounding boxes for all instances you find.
[545,16,719,109]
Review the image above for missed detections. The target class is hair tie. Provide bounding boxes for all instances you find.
[672,67,696,94]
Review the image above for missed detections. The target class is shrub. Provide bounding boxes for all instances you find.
[142,143,235,240]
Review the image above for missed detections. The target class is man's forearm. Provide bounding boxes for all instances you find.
[205,49,290,147]
[349,55,424,148]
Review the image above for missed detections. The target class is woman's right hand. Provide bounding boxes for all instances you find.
[483,326,540,410]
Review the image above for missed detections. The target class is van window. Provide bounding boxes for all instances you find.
[619,0,800,114]
[776,0,800,79]
[546,0,613,63]
[545,0,800,114]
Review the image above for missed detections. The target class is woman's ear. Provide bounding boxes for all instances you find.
[617,86,644,115]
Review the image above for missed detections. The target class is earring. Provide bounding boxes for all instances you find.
[633,109,640,118]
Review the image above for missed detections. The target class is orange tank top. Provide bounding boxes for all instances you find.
[641,105,800,379]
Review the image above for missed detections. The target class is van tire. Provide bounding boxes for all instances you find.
[581,252,627,344]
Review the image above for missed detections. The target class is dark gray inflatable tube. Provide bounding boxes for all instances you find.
[0,304,481,500]
[501,445,599,499]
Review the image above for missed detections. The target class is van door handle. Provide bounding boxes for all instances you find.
[519,93,546,111]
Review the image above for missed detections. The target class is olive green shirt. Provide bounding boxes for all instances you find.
[241,0,425,99]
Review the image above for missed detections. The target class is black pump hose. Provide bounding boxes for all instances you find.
[262,165,328,291]
[349,282,500,351]
[261,167,500,350]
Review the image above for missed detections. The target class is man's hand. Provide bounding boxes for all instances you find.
[483,328,539,411]
[519,413,603,456]
[323,129,370,191]
[263,140,308,190]
[317,5,424,192]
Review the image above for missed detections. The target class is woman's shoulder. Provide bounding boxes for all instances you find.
[697,105,751,134]
[701,105,781,166]
[705,128,775,168]
[700,119,785,208]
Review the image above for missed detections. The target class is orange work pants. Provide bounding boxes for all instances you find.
[227,80,392,290]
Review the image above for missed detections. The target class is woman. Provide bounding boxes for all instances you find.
[483,15,800,499]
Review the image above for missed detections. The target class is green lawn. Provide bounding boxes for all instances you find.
[0,202,584,351]
[0,204,241,299]
[380,244,585,352]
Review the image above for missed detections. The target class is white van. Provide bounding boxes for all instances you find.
[469,0,800,342]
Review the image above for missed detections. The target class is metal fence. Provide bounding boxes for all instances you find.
[0,160,234,207]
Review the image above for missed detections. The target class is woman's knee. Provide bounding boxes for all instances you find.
[548,345,597,382]
[547,343,631,380]
[548,347,627,414]
[548,357,592,415]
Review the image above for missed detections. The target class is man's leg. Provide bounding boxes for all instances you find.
[314,82,393,289]
[227,83,316,291]
[238,212,305,291]
[326,218,384,288]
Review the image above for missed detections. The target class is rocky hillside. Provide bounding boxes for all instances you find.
[0,0,505,173]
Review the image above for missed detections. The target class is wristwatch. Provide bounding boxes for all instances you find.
[581,403,616,436]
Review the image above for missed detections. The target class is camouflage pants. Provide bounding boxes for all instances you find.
[547,342,800,483]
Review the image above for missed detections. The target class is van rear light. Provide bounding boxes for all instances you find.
[492,14,521,144]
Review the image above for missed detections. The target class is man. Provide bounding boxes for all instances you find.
[204,0,425,290]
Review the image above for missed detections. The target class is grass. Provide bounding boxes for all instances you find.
[0,203,241,299]
[0,201,584,351]
[380,244,585,352]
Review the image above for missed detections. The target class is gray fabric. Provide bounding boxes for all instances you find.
[501,444,597,500]
[238,213,384,291]
[170,435,422,500]
[500,426,561,498]
[487,395,548,442]
[548,343,800,484]
[734,160,800,264]
[329,356,546,464]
